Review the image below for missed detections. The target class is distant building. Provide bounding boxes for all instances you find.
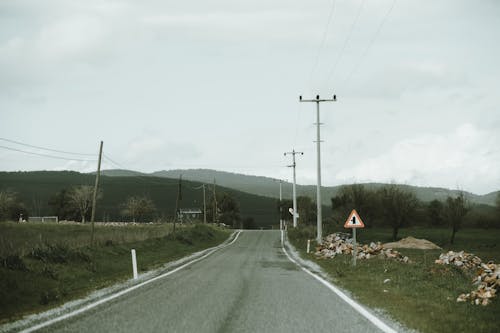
[177,208,202,222]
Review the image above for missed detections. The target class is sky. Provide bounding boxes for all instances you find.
[0,0,499,195]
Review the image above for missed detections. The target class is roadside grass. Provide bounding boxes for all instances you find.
[0,223,230,323]
[0,222,176,258]
[288,226,500,333]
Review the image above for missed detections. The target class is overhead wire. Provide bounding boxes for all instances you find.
[340,0,397,89]
[307,0,338,91]
[102,154,178,187]
[324,0,366,88]
[0,145,97,162]
[0,137,95,156]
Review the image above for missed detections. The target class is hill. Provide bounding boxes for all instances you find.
[0,171,280,227]
[102,169,499,206]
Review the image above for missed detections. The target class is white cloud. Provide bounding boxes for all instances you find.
[335,124,500,194]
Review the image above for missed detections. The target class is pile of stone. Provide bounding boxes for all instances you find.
[456,262,499,306]
[435,251,499,305]
[315,233,410,263]
[434,251,482,269]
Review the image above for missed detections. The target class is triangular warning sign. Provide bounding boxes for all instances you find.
[344,209,365,229]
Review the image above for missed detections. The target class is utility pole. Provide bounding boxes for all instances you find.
[202,184,207,224]
[90,140,103,246]
[174,175,182,233]
[212,178,218,224]
[284,149,303,228]
[299,94,337,243]
[279,180,283,230]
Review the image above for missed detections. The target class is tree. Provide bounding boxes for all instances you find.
[67,185,95,223]
[378,185,419,241]
[0,190,28,221]
[121,195,156,222]
[48,189,80,221]
[496,193,500,217]
[277,199,293,223]
[218,193,240,228]
[296,196,316,226]
[331,185,377,227]
[443,192,470,244]
[242,217,257,229]
[427,199,444,226]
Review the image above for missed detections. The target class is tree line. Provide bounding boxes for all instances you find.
[0,185,245,227]
[278,184,500,243]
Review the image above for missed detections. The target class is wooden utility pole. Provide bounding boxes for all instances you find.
[284,149,304,228]
[203,184,207,224]
[173,175,182,233]
[212,178,217,224]
[90,140,103,246]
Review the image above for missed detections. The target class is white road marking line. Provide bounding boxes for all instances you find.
[21,231,242,333]
[282,242,398,333]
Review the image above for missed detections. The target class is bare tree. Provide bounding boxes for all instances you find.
[443,192,470,244]
[332,184,377,226]
[68,185,95,223]
[121,195,156,222]
[378,185,419,241]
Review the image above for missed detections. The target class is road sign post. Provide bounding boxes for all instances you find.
[344,209,365,267]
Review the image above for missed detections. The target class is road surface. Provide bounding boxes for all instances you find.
[38,231,390,333]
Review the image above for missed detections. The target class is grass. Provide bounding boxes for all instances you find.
[0,222,175,258]
[288,226,500,333]
[0,223,230,323]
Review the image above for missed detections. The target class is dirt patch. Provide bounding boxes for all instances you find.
[383,236,441,250]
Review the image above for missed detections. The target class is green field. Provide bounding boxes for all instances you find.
[288,226,500,333]
[0,222,230,323]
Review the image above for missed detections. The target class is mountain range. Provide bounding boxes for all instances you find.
[100,169,499,206]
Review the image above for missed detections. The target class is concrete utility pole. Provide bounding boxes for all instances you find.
[284,150,304,228]
[90,140,103,246]
[279,180,283,230]
[299,94,337,243]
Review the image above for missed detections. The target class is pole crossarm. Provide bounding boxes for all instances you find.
[298,94,337,243]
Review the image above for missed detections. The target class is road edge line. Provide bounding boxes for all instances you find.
[20,230,242,333]
[282,241,398,333]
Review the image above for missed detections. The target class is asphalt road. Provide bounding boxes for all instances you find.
[39,231,388,333]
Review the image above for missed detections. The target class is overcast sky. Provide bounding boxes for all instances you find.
[1,0,499,194]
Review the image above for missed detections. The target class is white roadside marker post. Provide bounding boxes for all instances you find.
[307,239,311,254]
[131,249,138,279]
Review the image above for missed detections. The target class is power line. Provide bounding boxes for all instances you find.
[102,154,178,187]
[308,0,338,91]
[324,0,366,88]
[0,137,95,156]
[0,145,97,162]
[341,0,397,89]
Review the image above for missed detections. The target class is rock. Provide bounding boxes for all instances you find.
[314,233,410,263]
[438,252,499,306]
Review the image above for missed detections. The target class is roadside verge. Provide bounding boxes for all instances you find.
[282,235,404,333]
[1,230,241,333]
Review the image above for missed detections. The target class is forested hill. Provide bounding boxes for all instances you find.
[0,171,279,227]
[101,169,499,206]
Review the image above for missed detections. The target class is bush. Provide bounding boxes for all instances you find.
[0,255,28,271]
[30,244,91,264]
